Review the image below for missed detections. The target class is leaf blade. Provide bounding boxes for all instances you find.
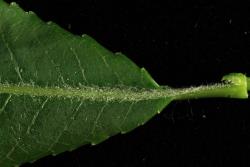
[0,1,171,166]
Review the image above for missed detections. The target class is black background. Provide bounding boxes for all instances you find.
[4,0,250,166]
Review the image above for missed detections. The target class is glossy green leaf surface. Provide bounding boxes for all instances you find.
[0,1,171,166]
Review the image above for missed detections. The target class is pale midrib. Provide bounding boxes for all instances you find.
[0,83,237,102]
[0,83,175,102]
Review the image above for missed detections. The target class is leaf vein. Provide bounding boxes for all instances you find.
[95,48,123,84]
[120,102,135,131]
[1,34,24,83]
[26,98,49,134]
[0,94,12,115]
[70,47,88,84]
[91,103,109,135]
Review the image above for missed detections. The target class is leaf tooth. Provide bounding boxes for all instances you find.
[10,2,18,6]
[27,11,35,15]
[81,34,87,38]
[114,52,122,56]
[47,21,53,25]
[91,142,97,146]
[120,131,127,134]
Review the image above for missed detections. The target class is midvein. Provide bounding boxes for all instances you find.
[0,83,173,102]
[0,82,246,102]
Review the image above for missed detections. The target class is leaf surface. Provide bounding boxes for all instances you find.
[0,1,172,166]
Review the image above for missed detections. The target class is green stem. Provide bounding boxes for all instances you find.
[173,73,249,100]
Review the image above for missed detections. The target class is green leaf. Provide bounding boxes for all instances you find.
[0,1,249,167]
[0,1,171,166]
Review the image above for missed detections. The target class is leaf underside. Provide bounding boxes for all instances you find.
[0,1,171,166]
